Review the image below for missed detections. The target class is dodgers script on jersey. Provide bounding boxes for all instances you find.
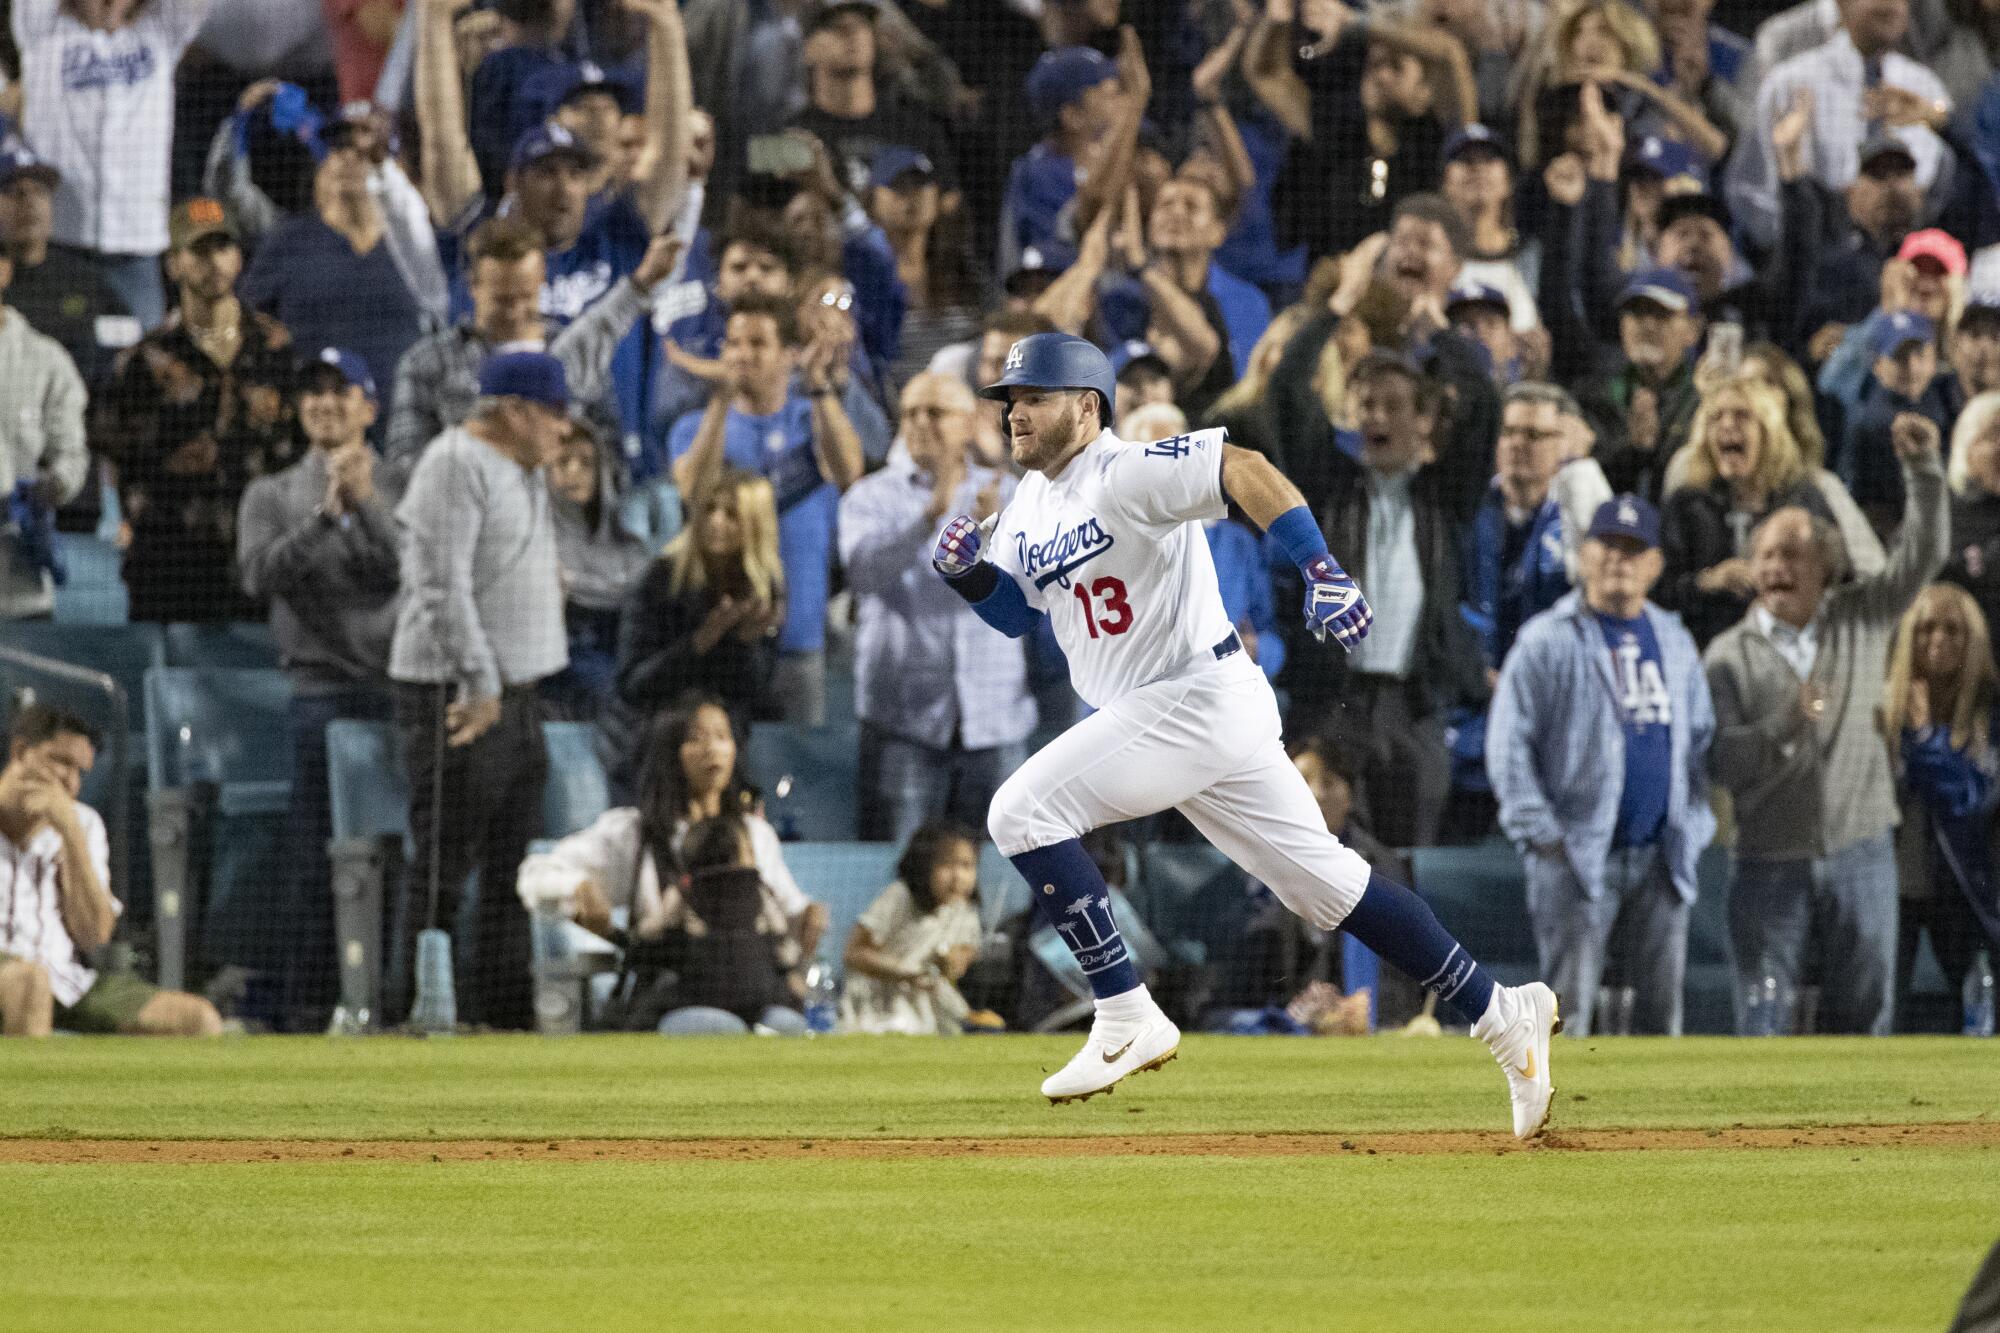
[989,427,1234,708]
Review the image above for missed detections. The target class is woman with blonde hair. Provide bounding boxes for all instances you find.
[1940,392,2000,638]
[1657,376,1845,646]
[616,468,786,727]
[1510,0,1728,167]
[1883,583,2000,1027]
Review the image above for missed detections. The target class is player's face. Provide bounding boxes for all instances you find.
[1006,387,1096,473]
[1750,508,1830,627]
[471,252,547,344]
[678,705,738,797]
[1352,373,1432,473]
[1580,536,1663,613]
[927,839,978,907]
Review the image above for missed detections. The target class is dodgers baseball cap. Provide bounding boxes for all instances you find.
[0,139,59,189]
[479,350,570,411]
[1445,282,1512,320]
[1858,134,1918,175]
[1897,228,1968,276]
[550,60,643,114]
[509,120,599,174]
[1616,266,1698,314]
[868,145,936,192]
[1587,495,1660,549]
[1872,310,1936,358]
[1626,134,1707,187]
[1026,47,1119,120]
[168,197,237,251]
[1442,124,1511,166]
[300,347,378,401]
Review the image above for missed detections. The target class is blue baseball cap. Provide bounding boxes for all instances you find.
[1617,266,1699,315]
[524,59,644,118]
[1626,134,1708,186]
[868,144,936,192]
[509,120,599,174]
[1026,47,1118,120]
[1442,124,1511,166]
[1445,281,1512,319]
[1872,310,1937,359]
[479,351,570,411]
[1587,494,1660,550]
[301,347,377,402]
[0,139,58,189]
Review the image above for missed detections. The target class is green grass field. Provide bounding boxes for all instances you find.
[5,1035,1996,1332]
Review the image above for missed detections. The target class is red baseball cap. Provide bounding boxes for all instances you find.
[1897,228,1968,276]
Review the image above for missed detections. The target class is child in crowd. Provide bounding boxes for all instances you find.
[839,822,984,1035]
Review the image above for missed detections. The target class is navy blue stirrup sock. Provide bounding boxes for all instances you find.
[1008,840,1143,1000]
[1342,872,1496,1023]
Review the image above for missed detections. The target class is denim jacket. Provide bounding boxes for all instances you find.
[1487,592,1717,901]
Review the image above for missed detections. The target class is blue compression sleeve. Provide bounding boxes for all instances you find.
[1266,505,1330,571]
[944,563,1039,638]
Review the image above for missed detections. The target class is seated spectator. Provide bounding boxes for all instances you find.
[517,695,826,961]
[792,0,958,200]
[236,348,399,1030]
[1579,266,1704,502]
[649,813,811,1036]
[1000,42,1138,275]
[239,114,433,411]
[100,201,297,623]
[1659,375,1842,648]
[1941,391,2000,633]
[543,418,651,722]
[1465,383,1582,677]
[1245,0,1473,260]
[11,0,214,329]
[387,218,678,465]
[618,469,785,728]
[839,821,984,1035]
[1489,496,1715,1037]
[1843,311,1957,534]
[0,239,87,621]
[839,373,1032,841]
[0,705,222,1037]
[665,294,866,724]
[1705,412,1949,1035]
[0,141,137,388]
[1438,125,1541,339]
[868,146,986,389]
[1883,582,2000,1027]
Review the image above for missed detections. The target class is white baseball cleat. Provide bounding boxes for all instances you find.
[1042,1008,1181,1104]
[1473,982,1562,1139]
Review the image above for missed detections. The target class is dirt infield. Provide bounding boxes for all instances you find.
[2,1122,1995,1164]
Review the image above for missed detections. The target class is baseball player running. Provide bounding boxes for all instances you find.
[933,334,1561,1137]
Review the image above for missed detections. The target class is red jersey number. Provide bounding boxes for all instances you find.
[1071,576,1134,639]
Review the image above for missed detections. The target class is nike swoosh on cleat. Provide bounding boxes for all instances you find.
[1518,1049,1535,1079]
[1102,1039,1135,1063]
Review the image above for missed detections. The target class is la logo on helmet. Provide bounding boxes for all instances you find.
[1006,341,1026,371]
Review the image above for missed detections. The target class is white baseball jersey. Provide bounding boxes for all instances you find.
[989,427,1235,709]
[12,0,208,255]
[0,802,117,1007]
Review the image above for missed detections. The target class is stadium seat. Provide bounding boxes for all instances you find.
[617,476,682,552]
[779,841,900,982]
[143,667,293,992]
[746,721,860,840]
[51,533,129,625]
[541,721,611,837]
[163,622,281,670]
[3,621,162,735]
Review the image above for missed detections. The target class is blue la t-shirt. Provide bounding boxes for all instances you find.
[666,398,835,654]
[1595,610,1672,848]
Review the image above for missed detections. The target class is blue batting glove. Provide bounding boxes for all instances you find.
[1301,554,1372,650]
[932,514,985,579]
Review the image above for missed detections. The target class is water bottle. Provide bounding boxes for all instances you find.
[1744,964,1779,1037]
[803,963,837,1035]
[1965,951,1996,1038]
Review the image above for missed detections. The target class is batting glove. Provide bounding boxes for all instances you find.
[1301,554,1372,650]
[932,514,986,579]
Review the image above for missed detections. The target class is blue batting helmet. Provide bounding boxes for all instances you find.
[978,332,1116,423]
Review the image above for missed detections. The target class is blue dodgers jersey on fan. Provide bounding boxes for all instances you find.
[1595,610,1672,848]
[988,428,1235,709]
[666,399,836,654]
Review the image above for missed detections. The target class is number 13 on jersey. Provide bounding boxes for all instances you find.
[1071,576,1133,638]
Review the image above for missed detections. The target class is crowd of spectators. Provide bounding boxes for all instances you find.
[2,0,1999,1036]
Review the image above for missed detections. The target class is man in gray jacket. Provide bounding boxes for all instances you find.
[237,348,401,1028]
[1705,412,1949,1035]
[1489,496,1716,1037]
[0,248,88,621]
